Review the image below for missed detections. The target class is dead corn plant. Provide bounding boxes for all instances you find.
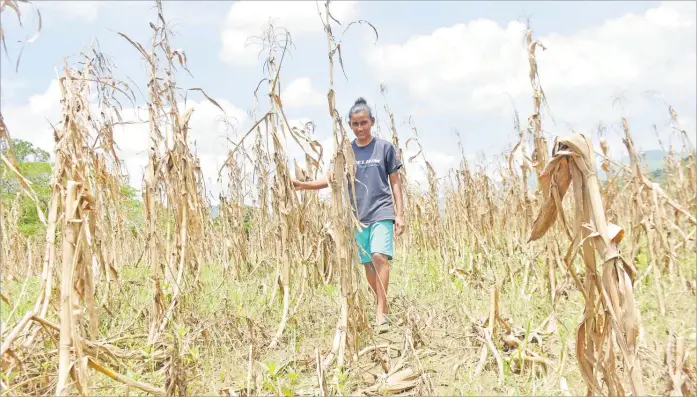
[218,147,249,279]
[117,0,219,345]
[319,0,378,372]
[263,26,313,349]
[0,0,46,275]
[404,126,445,268]
[443,131,480,269]
[530,133,645,396]
[0,192,24,280]
[249,103,273,268]
[620,116,697,314]
[667,106,696,208]
[218,20,327,349]
[523,22,550,183]
[1,46,175,396]
[463,283,555,389]
[381,90,416,259]
[664,332,695,396]
[504,103,542,297]
[523,22,563,306]
[295,146,331,288]
[445,152,490,276]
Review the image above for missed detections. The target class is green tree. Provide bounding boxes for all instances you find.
[120,184,144,235]
[1,139,52,236]
[11,139,50,163]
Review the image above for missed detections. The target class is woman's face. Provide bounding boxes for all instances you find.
[350,111,374,141]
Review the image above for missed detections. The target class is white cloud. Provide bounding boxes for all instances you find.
[369,18,529,114]
[282,77,325,109]
[2,79,62,154]
[36,1,107,23]
[219,0,357,65]
[31,1,216,28]
[367,1,696,151]
[401,145,460,194]
[0,78,28,102]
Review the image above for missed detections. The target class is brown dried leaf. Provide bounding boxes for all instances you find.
[116,32,151,64]
[188,88,226,115]
[607,223,624,245]
[529,156,572,241]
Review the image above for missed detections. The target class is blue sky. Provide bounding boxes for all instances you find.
[2,1,694,200]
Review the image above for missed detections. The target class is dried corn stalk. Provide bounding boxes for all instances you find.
[0,0,47,274]
[219,148,248,278]
[530,133,645,396]
[52,53,137,395]
[320,0,374,370]
[118,0,212,344]
[383,98,415,253]
[266,30,303,348]
[404,127,444,265]
[524,22,550,183]
[6,47,138,395]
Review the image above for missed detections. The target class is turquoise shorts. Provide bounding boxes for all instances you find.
[354,220,394,264]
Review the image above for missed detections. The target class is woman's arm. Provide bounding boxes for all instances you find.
[389,172,405,235]
[293,170,333,190]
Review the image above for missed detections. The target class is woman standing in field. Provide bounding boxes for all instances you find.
[292,97,405,333]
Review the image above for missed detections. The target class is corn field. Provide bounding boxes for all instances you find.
[1,1,696,396]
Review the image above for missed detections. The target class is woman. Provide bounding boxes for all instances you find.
[292,97,405,333]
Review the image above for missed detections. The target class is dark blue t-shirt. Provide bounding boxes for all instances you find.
[347,137,403,225]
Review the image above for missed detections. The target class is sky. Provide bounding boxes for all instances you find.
[1,0,695,203]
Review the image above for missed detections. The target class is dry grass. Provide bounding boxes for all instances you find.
[1,1,696,396]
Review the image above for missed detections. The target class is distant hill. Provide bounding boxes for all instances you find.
[621,149,667,173]
[516,150,672,190]
[620,149,692,185]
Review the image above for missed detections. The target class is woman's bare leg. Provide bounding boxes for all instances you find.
[370,253,390,324]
